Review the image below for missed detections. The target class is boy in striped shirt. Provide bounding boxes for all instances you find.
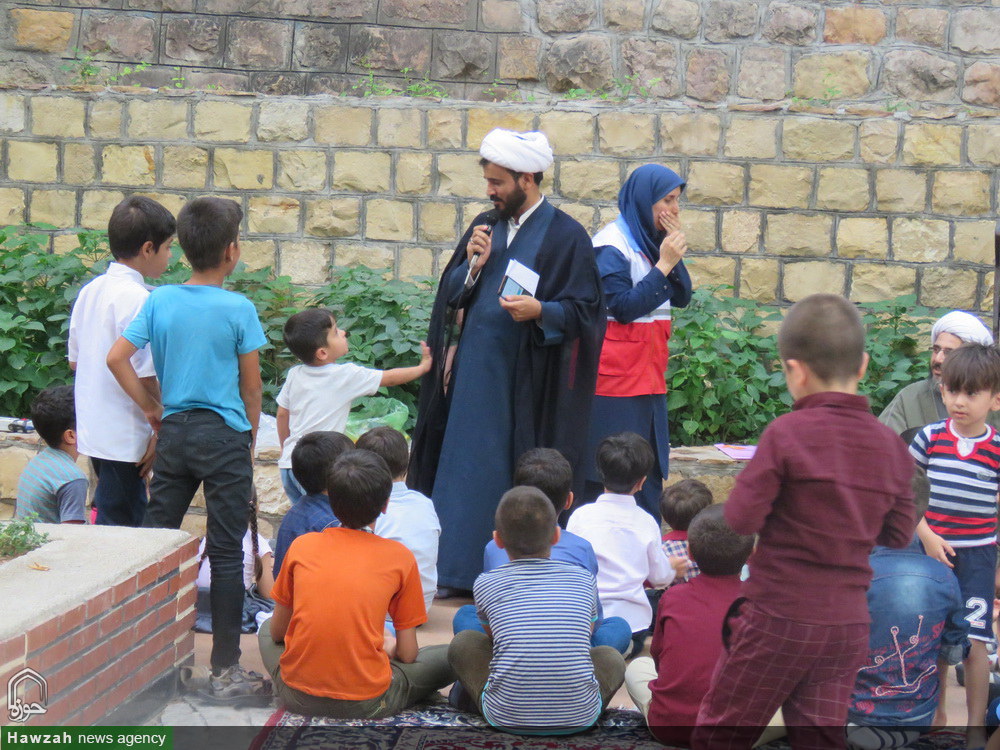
[911,342,1000,747]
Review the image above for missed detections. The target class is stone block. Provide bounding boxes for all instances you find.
[251,73,304,97]
[932,171,991,216]
[897,9,947,48]
[816,168,870,212]
[333,151,390,192]
[704,0,757,42]
[859,120,898,164]
[968,123,1000,166]
[227,19,292,69]
[399,246,435,279]
[685,255,737,289]
[248,196,301,235]
[686,48,730,101]
[133,191,184,218]
[763,2,816,45]
[823,6,886,45]
[436,153,483,198]
[661,113,721,157]
[543,35,613,92]
[426,110,463,149]
[686,162,744,206]
[11,9,74,53]
[0,189,25,225]
[419,202,457,242]
[749,165,812,209]
[397,153,433,195]
[162,146,208,189]
[293,23,348,71]
[101,145,155,186]
[213,149,274,190]
[349,26,431,75]
[724,117,778,159]
[0,94,25,134]
[257,101,309,142]
[682,209,717,253]
[963,62,1000,108]
[793,52,870,100]
[538,112,594,155]
[238,240,275,271]
[875,170,927,213]
[482,0,524,31]
[721,210,760,254]
[63,144,96,185]
[952,8,1000,55]
[598,113,655,156]
[434,30,493,81]
[305,198,361,238]
[902,124,961,167]
[737,47,785,101]
[892,218,949,263]
[605,0,644,30]
[920,267,977,310]
[557,202,596,231]
[380,0,469,25]
[9,142,57,183]
[783,261,846,301]
[836,217,887,259]
[280,241,331,285]
[766,214,832,257]
[193,102,252,142]
[783,118,855,162]
[557,159,620,201]
[739,257,779,303]
[333,242,394,271]
[314,106,373,146]
[538,0,596,32]
[498,36,540,81]
[28,189,75,227]
[651,0,701,38]
[620,40,681,98]
[81,190,126,229]
[81,12,156,61]
[127,100,188,140]
[278,150,328,192]
[954,221,994,266]
[32,97,85,139]
[89,101,122,139]
[163,16,223,66]
[378,109,422,148]
[467,109,534,149]
[884,50,957,103]
[850,264,916,304]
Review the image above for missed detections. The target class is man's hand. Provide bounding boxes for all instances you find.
[500,295,542,322]
[144,403,163,433]
[136,433,157,479]
[466,225,493,278]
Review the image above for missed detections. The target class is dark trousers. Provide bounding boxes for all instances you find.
[92,457,147,527]
[143,409,253,672]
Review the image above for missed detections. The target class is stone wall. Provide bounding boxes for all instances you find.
[1,89,996,310]
[3,1,1000,108]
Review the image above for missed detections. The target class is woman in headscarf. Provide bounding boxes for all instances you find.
[580,164,692,521]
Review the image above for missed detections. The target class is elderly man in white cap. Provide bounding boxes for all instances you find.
[409,128,605,596]
[879,310,1000,439]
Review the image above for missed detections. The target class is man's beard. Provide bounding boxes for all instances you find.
[495,184,527,220]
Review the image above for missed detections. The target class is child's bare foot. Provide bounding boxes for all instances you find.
[967,724,987,749]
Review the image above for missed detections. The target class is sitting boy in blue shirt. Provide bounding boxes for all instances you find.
[273,430,354,576]
[448,486,627,734]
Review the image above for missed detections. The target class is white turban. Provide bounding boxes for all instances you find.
[931,310,993,346]
[479,128,553,174]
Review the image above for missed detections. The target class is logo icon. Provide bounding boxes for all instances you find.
[7,667,47,722]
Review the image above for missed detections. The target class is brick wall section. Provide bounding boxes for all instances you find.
[0,536,198,726]
[1,89,997,311]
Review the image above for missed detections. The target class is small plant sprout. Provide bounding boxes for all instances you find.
[0,515,50,560]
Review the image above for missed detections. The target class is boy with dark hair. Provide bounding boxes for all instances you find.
[108,196,269,701]
[357,426,440,613]
[626,503,755,746]
[692,294,915,750]
[910,342,1000,747]
[260,450,453,718]
[68,195,175,526]
[272,430,355,576]
[276,308,431,502]
[16,385,87,524]
[568,432,686,656]
[449,487,626,734]
[660,479,713,583]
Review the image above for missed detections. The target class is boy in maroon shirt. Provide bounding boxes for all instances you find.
[691,294,915,750]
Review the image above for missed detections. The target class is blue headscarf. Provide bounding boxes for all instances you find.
[617,164,686,263]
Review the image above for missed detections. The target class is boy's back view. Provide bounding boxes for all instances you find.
[108,197,268,701]
[692,294,915,750]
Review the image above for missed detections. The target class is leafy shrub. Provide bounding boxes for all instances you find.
[0,514,49,559]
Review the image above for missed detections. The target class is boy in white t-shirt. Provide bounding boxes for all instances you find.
[67,196,175,526]
[276,308,431,502]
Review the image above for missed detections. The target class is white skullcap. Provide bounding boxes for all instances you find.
[479,128,553,174]
[931,310,993,346]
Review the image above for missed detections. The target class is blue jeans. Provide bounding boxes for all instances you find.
[452,604,633,655]
[92,457,147,527]
[280,468,305,504]
[143,409,253,672]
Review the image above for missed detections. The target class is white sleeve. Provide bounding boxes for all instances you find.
[67,304,79,363]
[343,364,384,398]
[256,533,272,556]
[276,368,295,409]
[646,520,676,587]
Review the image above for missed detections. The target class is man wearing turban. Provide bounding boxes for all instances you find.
[409,129,605,594]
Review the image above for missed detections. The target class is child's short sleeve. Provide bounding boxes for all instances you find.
[387,554,427,630]
[236,298,267,355]
[276,368,295,409]
[909,427,931,468]
[56,479,88,523]
[340,363,383,399]
[122,297,152,349]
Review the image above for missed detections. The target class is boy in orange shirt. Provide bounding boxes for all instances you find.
[258,450,454,717]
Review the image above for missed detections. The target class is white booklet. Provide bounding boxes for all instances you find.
[498,258,540,298]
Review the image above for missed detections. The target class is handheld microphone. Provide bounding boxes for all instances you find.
[465,209,502,290]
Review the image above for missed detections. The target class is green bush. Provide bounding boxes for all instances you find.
[0,514,49,558]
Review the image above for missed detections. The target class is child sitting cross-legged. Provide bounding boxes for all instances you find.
[660,478,713,583]
[448,487,627,734]
[259,449,454,718]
